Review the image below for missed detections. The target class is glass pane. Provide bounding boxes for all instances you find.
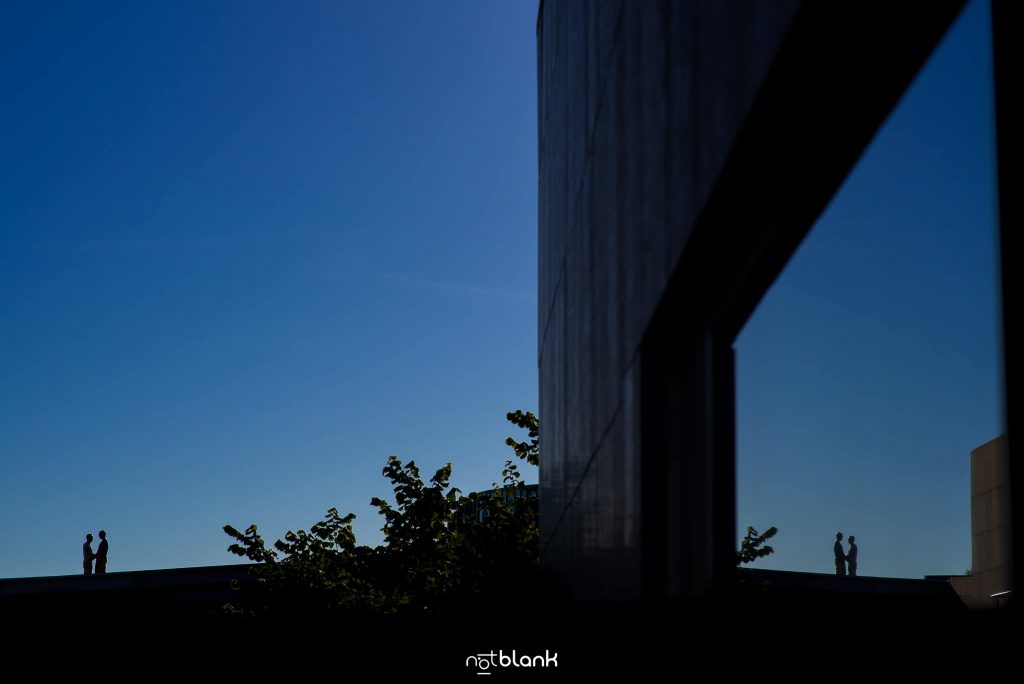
[735,0,1001,581]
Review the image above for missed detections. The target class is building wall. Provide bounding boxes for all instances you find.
[948,435,1011,608]
[537,0,799,599]
[968,435,1011,607]
[537,0,967,601]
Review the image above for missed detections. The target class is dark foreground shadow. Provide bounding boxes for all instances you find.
[1,565,1016,677]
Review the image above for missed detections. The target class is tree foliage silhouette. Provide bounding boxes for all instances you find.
[737,525,778,565]
[222,410,541,618]
[224,407,774,617]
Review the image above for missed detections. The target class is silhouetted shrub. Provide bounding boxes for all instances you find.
[222,411,540,618]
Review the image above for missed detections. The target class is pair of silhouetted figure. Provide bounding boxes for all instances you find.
[82,530,109,575]
[833,532,858,576]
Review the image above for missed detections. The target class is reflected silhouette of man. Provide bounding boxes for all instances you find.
[847,535,858,577]
[83,534,95,575]
[834,532,847,576]
[95,530,109,575]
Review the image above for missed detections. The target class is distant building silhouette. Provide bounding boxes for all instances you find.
[949,436,1011,607]
[457,483,538,526]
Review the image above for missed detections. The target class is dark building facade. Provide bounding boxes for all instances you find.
[536,0,1019,604]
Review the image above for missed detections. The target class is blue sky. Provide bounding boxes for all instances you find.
[1,0,1001,582]
[736,0,1001,578]
[1,1,539,578]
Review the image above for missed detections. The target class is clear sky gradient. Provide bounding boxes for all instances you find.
[2,1,539,578]
[736,0,1001,578]
[2,1,1001,581]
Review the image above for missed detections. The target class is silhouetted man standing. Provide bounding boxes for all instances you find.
[95,530,109,575]
[83,534,95,575]
[847,535,858,577]
[834,532,846,576]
